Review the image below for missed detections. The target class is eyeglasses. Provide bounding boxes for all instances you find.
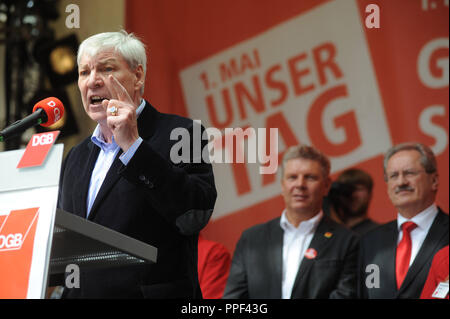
[386,169,425,182]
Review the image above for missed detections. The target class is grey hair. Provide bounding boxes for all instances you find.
[77,30,147,94]
[281,145,331,178]
[383,142,437,180]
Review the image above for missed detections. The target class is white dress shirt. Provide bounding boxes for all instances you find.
[397,204,438,266]
[280,210,323,299]
[86,99,145,217]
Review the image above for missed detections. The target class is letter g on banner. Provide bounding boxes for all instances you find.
[307,84,362,156]
[418,38,449,89]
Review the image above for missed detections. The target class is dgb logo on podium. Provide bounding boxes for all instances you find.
[0,207,40,298]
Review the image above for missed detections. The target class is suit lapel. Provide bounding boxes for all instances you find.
[399,210,449,294]
[74,141,99,219]
[267,219,283,299]
[87,101,156,221]
[290,216,335,297]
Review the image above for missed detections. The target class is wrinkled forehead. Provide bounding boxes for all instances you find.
[283,157,325,175]
[387,150,422,170]
[78,49,127,68]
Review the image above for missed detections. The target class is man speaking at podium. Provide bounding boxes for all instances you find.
[58,31,217,298]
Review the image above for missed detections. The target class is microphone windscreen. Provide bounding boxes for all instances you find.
[32,97,65,127]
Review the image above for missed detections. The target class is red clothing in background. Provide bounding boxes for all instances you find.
[198,235,231,299]
[420,245,449,299]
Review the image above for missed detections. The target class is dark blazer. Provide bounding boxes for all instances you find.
[223,215,359,299]
[58,101,217,298]
[358,209,449,299]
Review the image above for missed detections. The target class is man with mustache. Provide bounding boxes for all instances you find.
[224,145,359,299]
[358,143,448,299]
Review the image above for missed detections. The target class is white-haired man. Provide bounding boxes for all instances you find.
[58,30,217,298]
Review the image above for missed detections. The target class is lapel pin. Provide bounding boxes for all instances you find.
[324,232,333,238]
[304,248,317,259]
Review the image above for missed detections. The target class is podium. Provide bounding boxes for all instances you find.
[49,208,157,287]
[0,143,157,298]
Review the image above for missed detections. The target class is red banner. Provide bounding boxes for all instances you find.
[126,0,449,253]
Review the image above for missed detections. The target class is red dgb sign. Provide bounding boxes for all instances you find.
[0,208,40,298]
[17,131,59,169]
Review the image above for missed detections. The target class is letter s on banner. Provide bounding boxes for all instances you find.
[419,105,448,156]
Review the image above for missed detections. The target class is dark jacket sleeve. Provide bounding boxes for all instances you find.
[329,233,359,299]
[118,120,217,235]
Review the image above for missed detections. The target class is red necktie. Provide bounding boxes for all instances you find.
[396,221,417,289]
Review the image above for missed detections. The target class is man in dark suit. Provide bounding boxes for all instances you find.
[358,142,449,299]
[223,145,359,299]
[58,31,216,298]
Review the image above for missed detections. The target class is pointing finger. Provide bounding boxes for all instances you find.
[106,75,133,104]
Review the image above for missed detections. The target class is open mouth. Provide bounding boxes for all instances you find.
[90,96,109,105]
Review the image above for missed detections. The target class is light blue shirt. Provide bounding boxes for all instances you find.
[86,99,145,217]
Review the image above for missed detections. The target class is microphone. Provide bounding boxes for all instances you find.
[0,97,65,142]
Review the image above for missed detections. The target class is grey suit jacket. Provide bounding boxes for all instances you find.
[358,209,449,299]
[223,215,359,299]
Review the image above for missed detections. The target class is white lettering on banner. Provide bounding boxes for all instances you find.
[417,38,448,157]
[419,106,448,156]
[32,133,54,146]
[0,233,23,250]
[421,0,449,11]
[179,0,391,219]
[417,38,449,89]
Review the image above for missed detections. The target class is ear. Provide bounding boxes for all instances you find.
[134,64,145,91]
[323,176,332,195]
[431,172,439,192]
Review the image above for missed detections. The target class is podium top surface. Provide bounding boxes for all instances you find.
[50,209,157,280]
